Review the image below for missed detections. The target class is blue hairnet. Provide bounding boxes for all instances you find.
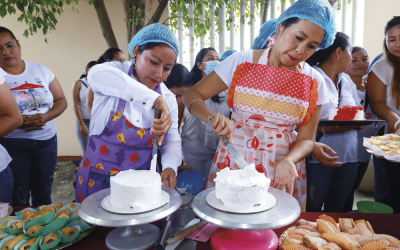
[128,23,180,57]
[252,18,277,50]
[220,49,238,60]
[277,0,337,50]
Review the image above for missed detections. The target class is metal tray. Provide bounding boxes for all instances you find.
[192,187,300,231]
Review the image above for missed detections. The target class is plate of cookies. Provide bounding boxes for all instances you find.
[279,214,400,250]
[363,134,400,162]
[0,202,95,250]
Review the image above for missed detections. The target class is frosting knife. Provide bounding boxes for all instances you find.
[206,116,247,169]
[151,106,162,172]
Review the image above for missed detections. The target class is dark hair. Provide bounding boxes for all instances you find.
[164,63,191,89]
[0,26,17,40]
[384,16,400,109]
[190,47,221,102]
[138,42,165,54]
[97,48,123,63]
[306,32,350,67]
[80,61,98,79]
[281,17,300,30]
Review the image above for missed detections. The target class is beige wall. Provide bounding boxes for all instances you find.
[362,0,400,59]
[1,0,168,156]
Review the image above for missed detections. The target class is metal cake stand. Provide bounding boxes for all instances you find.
[78,187,182,250]
[193,187,301,250]
[193,187,300,230]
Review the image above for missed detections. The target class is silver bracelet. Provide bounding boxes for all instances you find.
[188,99,203,114]
[394,120,400,132]
[322,125,328,136]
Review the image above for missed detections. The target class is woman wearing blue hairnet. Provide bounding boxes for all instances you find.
[183,0,336,211]
[75,23,181,203]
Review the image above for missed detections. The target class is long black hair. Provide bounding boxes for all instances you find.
[306,32,350,67]
[164,63,191,89]
[190,47,221,102]
[97,48,123,63]
[79,61,98,79]
[384,16,400,109]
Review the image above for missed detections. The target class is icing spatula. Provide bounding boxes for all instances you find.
[206,116,247,169]
[151,106,162,172]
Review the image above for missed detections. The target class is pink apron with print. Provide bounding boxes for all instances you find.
[75,86,166,203]
[207,49,318,212]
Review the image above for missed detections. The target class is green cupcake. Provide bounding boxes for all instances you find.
[6,220,24,235]
[59,225,81,243]
[15,208,37,220]
[14,236,42,250]
[0,216,19,230]
[39,232,62,250]
[24,211,55,230]
[25,225,45,238]
[40,217,70,236]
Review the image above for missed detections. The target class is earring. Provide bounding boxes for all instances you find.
[337,56,341,60]
[132,57,137,70]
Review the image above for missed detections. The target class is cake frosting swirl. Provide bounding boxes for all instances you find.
[214,164,271,208]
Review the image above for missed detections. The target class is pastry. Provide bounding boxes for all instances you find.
[378,136,388,141]
[55,202,63,210]
[54,210,70,220]
[379,145,390,151]
[19,237,38,250]
[26,225,43,234]
[10,221,23,231]
[21,210,35,220]
[42,233,59,245]
[369,139,381,146]
[2,234,28,250]
[0,224,6,230]
[0,231,6,235]
[65,204,76,209]
[37,205,46,210]
[0,218,15,222]
[387,144,399,149]
[387,151,400,156]
[0,234,8,240]
[60,227,78,237]
[25,210,50,223]
[41,205,55,213]
[389,134,400,141]
[70,210,78,216]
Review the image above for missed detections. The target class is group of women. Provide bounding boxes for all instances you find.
[1,0,400,214]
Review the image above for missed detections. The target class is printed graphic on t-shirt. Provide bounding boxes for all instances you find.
[7,77,52,114]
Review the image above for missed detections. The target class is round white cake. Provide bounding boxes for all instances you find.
[214,164,271,208]
[110,169,167,210]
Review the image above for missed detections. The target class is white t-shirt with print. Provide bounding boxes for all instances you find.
[3,61,56,140]
[0,72,12,172]
[214,50,330,106]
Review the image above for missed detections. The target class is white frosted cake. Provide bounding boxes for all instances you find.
[214,164,271,208]
[328,105,364,120]
[110,169,168,210]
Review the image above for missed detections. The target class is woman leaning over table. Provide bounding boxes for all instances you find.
[0,69,23,204]
[0,26,68,206]
[305,32,363,212]
[368,16,400,213]
[183,0,336,211]
[75,23,181,203]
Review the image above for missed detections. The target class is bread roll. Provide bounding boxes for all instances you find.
[55,202,63,210]
[60,227,78,237]
[41,205,55,213]
[0,218,15,222]
[0,224,6,230]
[42,233,59,245]
[26,225,43,234]
[21,210,35,220]
[66,204,76,209]
[54,210,70,220]
[25,210,50,223]
[10,221,23,230]
[19,238,38,250]
[2,234,28,250]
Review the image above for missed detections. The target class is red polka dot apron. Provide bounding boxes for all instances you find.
[75,86,165,203]
[207,46,318,211]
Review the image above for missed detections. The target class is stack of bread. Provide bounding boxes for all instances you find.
[363,134,400,162]
[280,215,399,250]
[0,202,93,250]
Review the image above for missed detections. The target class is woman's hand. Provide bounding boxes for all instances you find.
[178,164,194,174]
[311,142,341,167]
[273,158,298,195]
[161,167,177,189]
[20,114,46,131]
[211,113,234,143]
[152,96,172,146]
[80,123,89,137]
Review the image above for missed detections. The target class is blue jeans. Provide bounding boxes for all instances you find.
[182,144,215,187]
[0,166,14,204]
[306,162,357,212]
[0,135,57,206]
[76,119,90,156]
[373,156,388,202]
